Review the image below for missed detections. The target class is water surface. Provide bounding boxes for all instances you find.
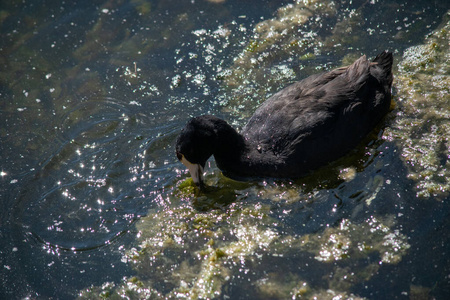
[1,0,449,299]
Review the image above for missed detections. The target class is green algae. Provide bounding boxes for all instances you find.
[176,178,197,198]
[384,11,450,199]
[119,200,278,299]
[298,217,410,264]
[77,180,410,299]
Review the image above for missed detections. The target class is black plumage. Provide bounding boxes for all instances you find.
[176,51,393,185]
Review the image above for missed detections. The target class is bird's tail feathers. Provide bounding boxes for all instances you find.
[372,50,393,80]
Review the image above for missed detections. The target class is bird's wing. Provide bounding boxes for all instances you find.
[243,56,372,155]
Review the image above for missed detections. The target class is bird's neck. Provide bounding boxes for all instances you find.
[211,122,251,177]
[213,122,282,180]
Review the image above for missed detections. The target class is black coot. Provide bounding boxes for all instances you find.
[176,51,393,186]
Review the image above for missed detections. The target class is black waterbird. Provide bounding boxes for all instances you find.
[176,51,393,187]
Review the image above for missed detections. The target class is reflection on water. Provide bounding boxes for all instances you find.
[1,0,450,299]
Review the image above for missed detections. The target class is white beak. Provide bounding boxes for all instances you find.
[179,155,204,186]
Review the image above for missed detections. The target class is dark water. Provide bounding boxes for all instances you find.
[1,0,449,299]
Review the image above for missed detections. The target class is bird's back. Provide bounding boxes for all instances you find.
[241,52,393,176]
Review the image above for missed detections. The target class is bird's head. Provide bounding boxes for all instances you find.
[175,116,218,187]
